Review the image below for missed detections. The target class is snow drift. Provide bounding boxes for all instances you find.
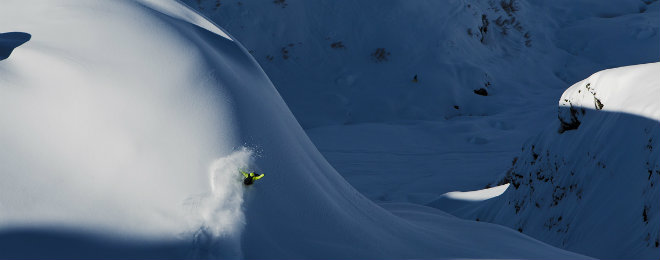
[0,0,588,258]
[457,62,660,259]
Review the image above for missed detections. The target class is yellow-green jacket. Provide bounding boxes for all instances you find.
[241,171,264,185]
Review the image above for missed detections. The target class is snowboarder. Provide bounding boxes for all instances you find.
[241,171,265,186]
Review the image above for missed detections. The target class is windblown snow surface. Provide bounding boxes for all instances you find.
[0,0,590,259]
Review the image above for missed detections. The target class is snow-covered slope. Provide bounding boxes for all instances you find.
[455,62,660,259]
[0,0,589,258]
[179,1,657,258]
[184,0,659,128]
[184,0,660,207]
[184,0,559,128]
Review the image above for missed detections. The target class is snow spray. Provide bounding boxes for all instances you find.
[189,147,253,259]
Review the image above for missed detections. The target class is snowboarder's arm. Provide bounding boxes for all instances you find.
[240,171,249,178]
[253,174,264,180]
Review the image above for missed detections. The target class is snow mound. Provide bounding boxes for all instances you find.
[457,62,660,259]
[0,0,588,258]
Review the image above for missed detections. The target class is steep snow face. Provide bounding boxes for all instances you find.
[457,63,660,259]
[0,0,589,259]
